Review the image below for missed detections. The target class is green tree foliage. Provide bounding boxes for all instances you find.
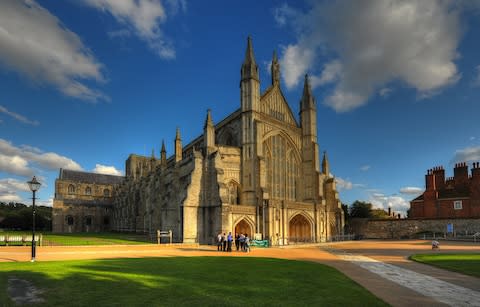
[349,200,372,218]
[0,202,52,230]
[371,208,390,219]
[341,203,350,221]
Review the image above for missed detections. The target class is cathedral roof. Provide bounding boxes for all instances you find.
[59,169,124,185]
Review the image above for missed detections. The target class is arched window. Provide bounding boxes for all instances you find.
[68,184,75,194]
[103,189,110,197]
[228,181,240,205]
[264,134,299,200]
[85,186,92,195]
[66,215,74,225]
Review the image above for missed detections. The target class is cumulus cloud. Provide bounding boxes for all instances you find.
[452,146,480,163]
[399,186,423,195]
[335,177,365,191]
[369,193,410,217]
[0,105,39,126]
[0,138,82,177]
[275,0,462,112]
[92,164,123,176]
[0,0,107,102]
[84,0,175,59]
[0,178,31,203]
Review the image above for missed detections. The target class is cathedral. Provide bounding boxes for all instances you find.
[52,38,344,244]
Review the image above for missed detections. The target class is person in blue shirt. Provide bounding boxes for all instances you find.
[227,232,233,252]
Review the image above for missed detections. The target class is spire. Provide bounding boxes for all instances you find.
[151,148,155,160]
[175,127,182,163]
[241,36,259,81]
[271,50,280,86]
[175,127,181,141]
[322,151,330,176]
[301,74,315,109]
[204,109,213,129]
[161,140,166,153]
[160,140,167,167]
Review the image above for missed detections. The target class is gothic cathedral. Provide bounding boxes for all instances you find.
[52,38,344,244]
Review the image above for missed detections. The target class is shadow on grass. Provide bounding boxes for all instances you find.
[0,257,388,306]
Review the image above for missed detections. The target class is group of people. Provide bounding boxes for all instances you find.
[217,232,250,252]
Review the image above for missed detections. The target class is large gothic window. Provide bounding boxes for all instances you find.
[264,134,299,200]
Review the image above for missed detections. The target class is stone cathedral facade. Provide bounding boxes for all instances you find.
[53,38,344,244]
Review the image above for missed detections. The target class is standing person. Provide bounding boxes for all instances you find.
[227,232,233,252]
[217,232,223,251]
[222,233,227,251]
[239,233,245,251]
[235,233,240,251]
[244,234,250,253]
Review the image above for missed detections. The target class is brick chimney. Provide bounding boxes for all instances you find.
[454,162,469,188]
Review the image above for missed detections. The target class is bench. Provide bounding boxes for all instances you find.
[156,230,172,244]
[0,234,43,246]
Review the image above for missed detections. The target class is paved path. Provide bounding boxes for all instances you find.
[1,240,479,306]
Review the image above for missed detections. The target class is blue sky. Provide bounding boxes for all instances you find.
[1,0,480,216]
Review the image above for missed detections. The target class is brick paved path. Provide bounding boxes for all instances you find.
[1,240,479,306]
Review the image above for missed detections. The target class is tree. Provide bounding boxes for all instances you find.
[349,200,372,218]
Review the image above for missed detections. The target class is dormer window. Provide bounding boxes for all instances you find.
[85,186,92,195]
[103,189,110,197]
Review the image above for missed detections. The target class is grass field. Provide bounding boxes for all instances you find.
[0,232,152,246]
[410,253,480,278]
[0,257,387,306]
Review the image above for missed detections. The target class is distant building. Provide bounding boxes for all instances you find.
[410,162,480,218]
[52,38,345,244]
[52,169,123,232]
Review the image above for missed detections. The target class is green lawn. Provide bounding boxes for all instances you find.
[410,253,480,278]
[0,232,152,246]
[0,257,387,306]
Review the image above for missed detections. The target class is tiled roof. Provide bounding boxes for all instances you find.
[59,169,124,185]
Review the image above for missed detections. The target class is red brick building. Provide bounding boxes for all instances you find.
[410,162,480,218]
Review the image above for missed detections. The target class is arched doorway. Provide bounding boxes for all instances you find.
[289,214,312,243]
[234,219,253,237]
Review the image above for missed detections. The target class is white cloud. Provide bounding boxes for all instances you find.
[0,105,39,126]
[399,186,423,195]
[0,155,32,177]
[335,177,365,191]
[92,164,122,176]
[276,0,462,112]
[0,193,22,203]
[0,178,31,194]
[360,165,371,172]
[369,193,410,217]
[452,146,480,164]
[84,0,175,59]
[0,0,107,102]
[0,138,82,177]
[280,44,315,89]
[0,178,31,204]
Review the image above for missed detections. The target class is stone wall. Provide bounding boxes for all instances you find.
[350,218,480,239]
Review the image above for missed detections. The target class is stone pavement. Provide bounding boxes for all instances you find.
[0,240,479,306]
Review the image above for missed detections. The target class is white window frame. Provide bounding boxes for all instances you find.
[453,200,462,210]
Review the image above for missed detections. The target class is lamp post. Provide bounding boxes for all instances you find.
[27,176,41,262]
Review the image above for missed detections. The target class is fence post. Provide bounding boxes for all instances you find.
[157,230,160,245]
[169,230,172,244]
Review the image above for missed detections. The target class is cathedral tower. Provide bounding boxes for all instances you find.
[240,37,261,204]
[300,75,320,200]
